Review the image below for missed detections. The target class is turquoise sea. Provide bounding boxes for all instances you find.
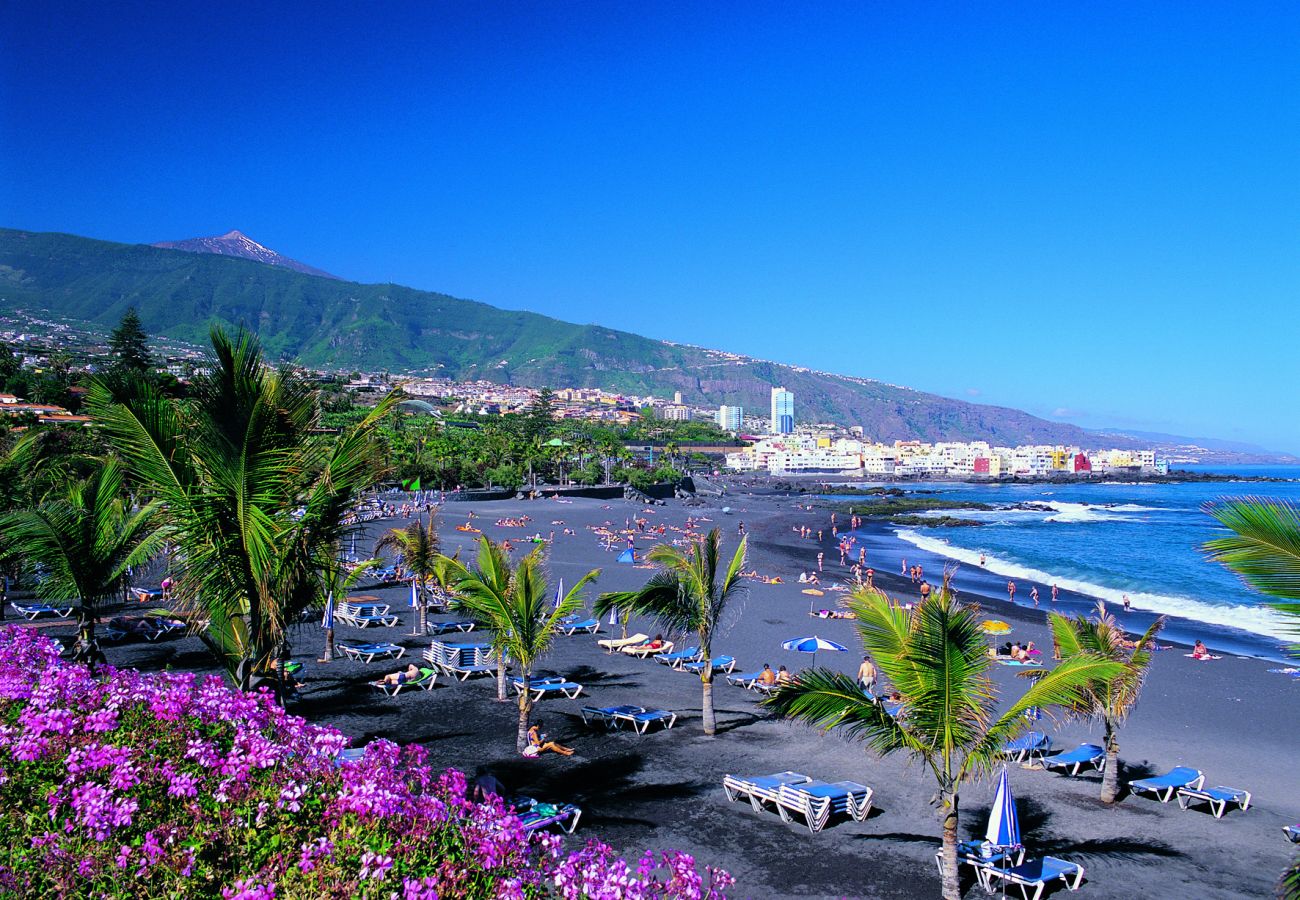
[839,465,1300,661]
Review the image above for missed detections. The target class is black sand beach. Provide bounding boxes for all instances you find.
[61,490,1299,899]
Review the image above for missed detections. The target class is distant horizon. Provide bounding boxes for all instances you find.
[4,4,1297,451]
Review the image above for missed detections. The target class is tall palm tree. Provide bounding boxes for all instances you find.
[0,458,161,669]
[594,528,747,736]
[1047,602,1165,803]
[375,516,440,636]
[1203,497,1300,898]
[318,551,380,662]
[439,539,519,701]
[88,327,395,697]
[450,537,598,749]
[765,586,1120,900]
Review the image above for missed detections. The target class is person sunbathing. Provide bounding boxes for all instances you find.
[525,721,574,757]
[630,634,667,652]
[757,663,777,686]
[776,665,793,686]
[1191,640,1211,659]
[381,663,420,685]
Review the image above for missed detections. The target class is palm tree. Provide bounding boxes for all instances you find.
[375,516,440,636]
[318,551,381,662]
[594,528,747,736]
[765,585,1121,900]
[1047,602,1165,803]
[451,537,597,749]
[0,458,161,669]
[88,327,395,697]
[1202,498,1300,898]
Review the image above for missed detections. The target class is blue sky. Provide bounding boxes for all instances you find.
[3,2,1298,451]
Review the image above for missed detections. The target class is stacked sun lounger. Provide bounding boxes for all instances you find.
[425,640,496,680]
[371,667,438,695]
[723,771,873,833]
[338,642,406,663]
[1001,731,1052,764]
[512,675,584,701]
[11,601,75,620]
[335,603,400,628]
[977,855,1085,900]
[1043,744,1105,776]
[579,704,677,735]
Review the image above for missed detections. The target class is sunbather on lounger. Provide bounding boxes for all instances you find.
[525,721,574,757]
[758,663,777,686]
[382,663,421,686]
[630,634,667,654]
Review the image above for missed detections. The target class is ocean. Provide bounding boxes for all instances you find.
[834,465,1300,661]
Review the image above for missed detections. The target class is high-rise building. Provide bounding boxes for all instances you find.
[770,387,794,434]
[673,391,683,404]
[662,404,691,421]
[717,405,743,432]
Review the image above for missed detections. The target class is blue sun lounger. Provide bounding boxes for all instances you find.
[722,771,811,812]
[1001,731,1052,764]
[1043,743,1105,776]
[1285,825,1300,843]
[1129,766,1204,802]
[338,642,406,663]
[558,618,600,635]
[681,655,736,675]
[654,647,701,667]
[774,780,874,833]
[427,620,476,635]
[580,705,677,735]
[978,856,1085,900]
[1176,785,1251,818]
[725,670,764,688]
[512,675,583,701]
[512,796,582,834]
[935,841,1025,879]
[11,602,75,620]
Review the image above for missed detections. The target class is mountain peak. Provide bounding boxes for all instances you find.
[151,230,339,280]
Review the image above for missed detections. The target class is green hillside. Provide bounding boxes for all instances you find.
[0,227,1106,445]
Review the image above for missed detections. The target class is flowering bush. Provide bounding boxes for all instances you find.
[0,627,732,898]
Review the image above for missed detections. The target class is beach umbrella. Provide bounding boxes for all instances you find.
[981,620,1012,635]
[781,635,848,669]
[322,592,335,630]
[984,766,1022,895]
[553,577,564,609]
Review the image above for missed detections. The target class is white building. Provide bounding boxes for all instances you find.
[717,405,743,432]
[770,387,794,434]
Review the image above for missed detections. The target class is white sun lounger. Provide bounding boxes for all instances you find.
[722,771,811,813]
[622,640,673,659]
[597,633,647,653]
[1176,785,1251,818]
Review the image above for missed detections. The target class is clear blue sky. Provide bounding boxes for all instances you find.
[3,2,1298,451]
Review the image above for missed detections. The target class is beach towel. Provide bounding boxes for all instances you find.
[1184,653,1222,661]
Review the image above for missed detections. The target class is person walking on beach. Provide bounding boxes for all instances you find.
[1051,583,1059,602]
[919,580,931,601]
[1122,594,1131,613]
[858,547,865,565]
[737,521,745,537]
[901,558,907,576]
[865,567,874,588]
[1030,586,1039,606]
[980,553,986,567]
[857,655,877,695]
[816,551,824,572]
[1007,580,1017,602]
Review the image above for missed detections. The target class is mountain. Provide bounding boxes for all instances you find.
[0,227,1128,447]
[151,230,340,280]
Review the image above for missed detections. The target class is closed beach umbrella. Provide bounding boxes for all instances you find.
[322,592,335,630]
[553,577,564,609]
[781,635,848,668]
[985,765,1022,849]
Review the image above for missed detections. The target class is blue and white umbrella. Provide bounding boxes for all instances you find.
[553,577,565,609]
[322,592,335,630]
[781,635,848,668]
[985,765,1022,850]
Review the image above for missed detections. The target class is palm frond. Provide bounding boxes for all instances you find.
[765,668,924,757]
[1204,498,1300,603]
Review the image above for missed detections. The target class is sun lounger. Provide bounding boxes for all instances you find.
[725,670,764,688]
[681,655,736,675]
[512,796,582,834]
[338,642,406,663]
[558,618,600,635]
[1001,731,1052,764]
[1129,766,1204,802]
[130,587,163,603]
[722,771,811,813]
[935,841,1026,879]
[1284,825,1300,843]
[425,640,497,680]
[11,602,75,620]
[1041,743,1105,776]
[427,620,476,635]
[622,640,673,659]
[774,780,873,833]
[580,704,677,735]
[996,658,1044,668]
[978,856,1085,900]
[336,604,400,628]
[371,667,438,695]
[597,633,647,653]
[654,647,702,667]
[513,676,583,701]
[334,747,368,766]
[1176,785,1251,818]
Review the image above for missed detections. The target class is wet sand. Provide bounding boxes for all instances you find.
[77,489,1300,899]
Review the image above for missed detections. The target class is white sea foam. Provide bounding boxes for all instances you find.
[894,529,1292,642]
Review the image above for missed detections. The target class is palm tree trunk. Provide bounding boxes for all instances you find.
[702,665,716,736]
[517,678,532,752]
[496,656,508,702]
[939,791,961,900]
[1101,720,1120,804]
[417,577,428,636]
[322,626,335,662]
